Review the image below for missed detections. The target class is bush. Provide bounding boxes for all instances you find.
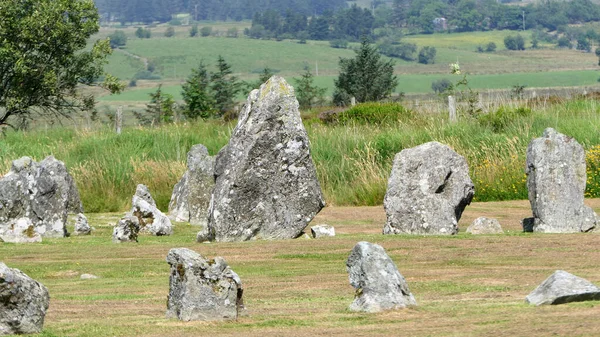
[332,102,413,125]
[577,37,591,52]
[504,34,525,50]
[108,30,127,49]
[478,106,532,132]
[169,18,182,26]
[378,42,417,61]
[330,39,348,49]
[418,46,436,64]
[557,36,572,48]
[200,26,212,37]
[135,27,151,39]
[164,27,175,38]
[486,42,497,52]
[133,70,161,80]
[226,27,238,38]
[190,24,199,37]
[431,78,453,94]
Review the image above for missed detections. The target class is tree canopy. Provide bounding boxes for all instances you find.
[0,0,122,129]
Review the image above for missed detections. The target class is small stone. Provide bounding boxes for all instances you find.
[346,241,417,313]
[74,213,91,236]
[466,217,503,234]
[112,216,140,243]
[383,142,474,235]
[524,128,598,233]
[166,248,245,321]
[310,224,335,238]
[0,262,50,335]
[80,274,99,280]
[0,218,42,243]
[526,270,600,306]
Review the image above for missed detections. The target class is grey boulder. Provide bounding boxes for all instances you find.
[524,128,597,233]
[166,248,244,321]
[0,218,42,243]
[203,76,325,242]
[74,213,92,236]
[112,216,140,243]
[526,270,600,306]
[168,144,215,226]
[383,142,474,235]
[0,156,82,238]
[310,224,335,238]
[0,262,50,335]
[466,217,503,234]
[346,241,416,313]
[130,184,172,236]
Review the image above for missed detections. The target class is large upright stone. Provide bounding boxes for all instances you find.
[524,128,597,233]
[166,248,244,321]
[0,262,50,335]
[130,184,172,236]
[526,270,600,306]
[168,144,215,226]
[203,76,325,242]
[346,241,416,313]
[383,142,474,235]
[0,156,82,238]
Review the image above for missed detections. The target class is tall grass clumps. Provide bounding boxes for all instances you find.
[2,98,600,212]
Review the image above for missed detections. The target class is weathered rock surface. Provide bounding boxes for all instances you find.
[203,76,325,242]
[346,241,416,312]
[310,224,335,238]
[0,218,42,243]
[466,217,503,234]
[383,142,474,235]
[168,144,215,226]
[0,156,82,238]
[0,262,50,335]
[74,213,91,236]
[166,248,244,321]
[526,270,600,306]
[524,128,597,233]
[130,184,172,236]
[112,216,140,243]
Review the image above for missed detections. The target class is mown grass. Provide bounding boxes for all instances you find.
[2,203,600,337]
[3,97,600,212]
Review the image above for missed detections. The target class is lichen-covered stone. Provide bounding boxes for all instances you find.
[466,217,503,234]
[0,218,42,243]
[0,262,49,335]
[526,270,600,306]
[166,248,244,321]
[203,76,325,242]
[168,144,215,226]
[74,213,91,236]
[525,128,597,233]
[383,142,474,235]
[130,184,172,236]
[112,216,140,243]
[346,241,416,312]
[0,156,82,238]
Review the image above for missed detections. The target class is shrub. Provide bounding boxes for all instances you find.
[431,78,453,94]
[135,27,151,39]
[486,42,497,52]
[108,30,127,49]
[418,46,436,64]
[557,36,572,48]
[478,106,532,132]
[164,27,175,38]
[169,18,182,26]
[331,102,413,125]
[133,70,161,80]
[190,24,199,37]
[226,27,238,38]
[378,42,417,61]
[200,26,212,37]
[330,39,348,49]
[504,34,525,50]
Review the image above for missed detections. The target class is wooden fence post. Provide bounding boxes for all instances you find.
[448,96,457,123]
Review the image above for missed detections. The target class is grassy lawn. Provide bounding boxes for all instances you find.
[3,200,600,336]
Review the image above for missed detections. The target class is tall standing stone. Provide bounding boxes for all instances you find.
[168,144,215,226]
[0,156,82,238]
[524,128,597,233]
[0,262,50,335]
[166,248,244,321]
[346,241,416,313]
[202,76,325,242]
[383,142,474,235]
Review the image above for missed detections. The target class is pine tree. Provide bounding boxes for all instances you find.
[181,62,215,119]
[210,56,241,116]
[293,66,326,109]
[144,85,175,124]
